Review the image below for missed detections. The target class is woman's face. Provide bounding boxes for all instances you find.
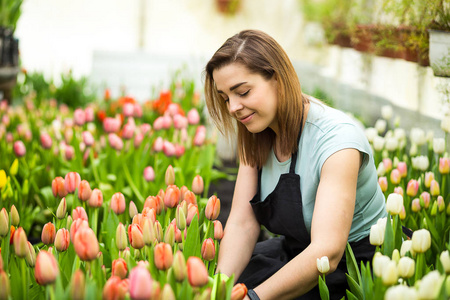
[212,63,279,134]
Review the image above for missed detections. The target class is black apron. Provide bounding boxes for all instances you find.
[237,123,376,299]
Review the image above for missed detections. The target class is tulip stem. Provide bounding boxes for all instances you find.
[21,258,27,298]
[122,161,144,204]
[89,150,100,185]
[46,284,56,300]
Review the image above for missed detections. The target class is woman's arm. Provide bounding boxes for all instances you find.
[252,148,361,299]
[216,163,261,280]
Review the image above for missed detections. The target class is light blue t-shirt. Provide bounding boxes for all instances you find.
[260,100,387,242]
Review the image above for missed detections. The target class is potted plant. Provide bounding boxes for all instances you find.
[0,0,23,102]
[428,0,450,77]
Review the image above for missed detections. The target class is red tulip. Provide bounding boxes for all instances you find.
[231,283,248,300]
[128,224,144,249]
[52,177,67,198]
[73,227,99,261]
[201,238,216,261]
[41,222,56,245]
[13,140,26,157]
[35,250,59,285]
[112,258,128,279]
[65,172,81,194]
[111,192,126,215]
[129,266,153,300]
[88,188,103,208]
[72,206,88,221]
[187,256,209,287]
[205,195,221,220]
[54,228,70,252]
[154,242,173,270]
[78,180,92,202]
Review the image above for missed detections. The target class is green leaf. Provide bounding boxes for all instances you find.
[346,290,359,300]
[345,243,361,285]
[183,215,200,259]
[346,274,363,299]
[383,215,394,257]
[318,275,330,300]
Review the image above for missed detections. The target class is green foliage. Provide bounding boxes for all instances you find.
[0,0,23,31]
[53,70,97,108]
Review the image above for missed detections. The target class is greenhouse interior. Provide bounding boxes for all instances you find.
[0,0,450,299]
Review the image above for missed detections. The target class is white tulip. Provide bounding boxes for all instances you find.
[386,193,403,215]
[417,270,444,300]
[441,114,450,133]
[385,284,418,300]
[426,130,434,143]
[400,240,414,257]
[440,250,450,274]
[365,127,378,143]
[373,253,390,277]
[381,105,393,120]
[411,229,431,253]
[377,162,386,177]
[410,128,426,146]
[394,128,406,140]
[375,119,387,134]
[382,261,398,286]
[433,138,446,154]
[397,257,415,278]
[409,143,418,156]
[385,137,398,151]
[411,156,429,171]
[369,224,385,246]
[373,136,385,151]
[316,256,330,274]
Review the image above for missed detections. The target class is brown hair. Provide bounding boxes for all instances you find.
[204,29,307,168]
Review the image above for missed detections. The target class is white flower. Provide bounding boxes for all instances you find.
[410,128,426,146]
[409,144,418,156]
[400,240,414,257]
[433,138,446,154]
[385,284,418,300]
[365,127,378,143]
[386,193,403,215]
[441,114,450,133]
[394,128,406,140]
[373,136,385,151]
[382,261,398,286]
[373,252,390,277]
[417,270,444,299]
[375,119,387,134]
[385,137,398,151]
[411,229,431,253]
[377,162,386,177]
[369,223,385,246]
[381,105,393,120]
[426,130,434,143]
[411,156,429,171]
[397,257,415,278]
[440,250,450,274]
[316,256,330,274]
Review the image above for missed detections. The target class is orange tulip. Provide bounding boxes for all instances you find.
[154,242,173,270]
[164,185,180,208]
[70,218,89,243]
[13,227,28,258]
[77,180,92,202]
[205,195,221,220]
[378,177,388,193]
[88,188,103,208]
[103,276,128,300]
[35,250,59,285]
[73,227,99,261]
[144,196,163,214]
[0,270,10,299]
[41,222,56,245]
[187,204,199,226]
[72,206,88,222]
[192,175,204,195]
[70,270,85,300]
[214,220,224,240]
[111,192,126,215]
[52,176,67,198]
[54,228,70,252]
[231,283,248,300]
[128,224,144,249]
[187,256,209,287]
[201,238,216,261]
[112,258,128,279]
[184,190,197,206]
[64,172,81,194]
[179,186,189,201]
[141,207,156,224]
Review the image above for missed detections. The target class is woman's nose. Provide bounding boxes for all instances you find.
[228,96,243,114]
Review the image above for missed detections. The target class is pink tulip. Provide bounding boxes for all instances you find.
[52,177,67,198]
[13,227,28,258]
[187,256,209,287]
[73,108,86,126]
[162,115,172,129]
[214,220,224,240]
[70,219,89,243]
[153,136,164,152]
[103,117,121,133]
[129,266,153,300]
[1,115,9,126]
[397,162,407,178]
[84,107,94,122]
[133,103,143,118]
[411,198,421,212]
[122,122,135,140]
[41,222,56,245]
[82,131,94,146]
[192,175,204,195]
[103,276,128,300]
[205,195,221,220]
[65,145,75,160]
[143,166,155,182]
[394,186,403,196]
[187,204,199,226]
[154,242,173,270]
[175,144,185,157]
[163,140,176,157]
[201,238,216,261]
[378,176,388,192]
[390,169,401,185]
[73,227,99,261]
[406,179,419,197]
[128,224,145,249]
[439,157,449,174]
[134,132,144,148]
[35,250,59,285]
[40,133,52,149]
[72,206,88,221]
[5,133,13,144]
[194,125,206,146]
[111,192,126,214]
[187,108,200,125]
[78,180,92,202]
[420,192,431,209]
[164,185,180,208]
[13,140,26,157]
[153,116,164,131]
[54,228,70,252]
[88,188,103,208]
[108,133,123,150]
[112,258,128,279]
[123,103,134,117]
[173,114,188,129]
[65,172,81,194]
[382,158,392,173]
[430,179,440,196]
[424,172,435,188]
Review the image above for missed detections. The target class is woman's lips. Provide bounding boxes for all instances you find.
[239,113,254,123]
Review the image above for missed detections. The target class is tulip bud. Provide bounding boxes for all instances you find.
[386,193,403,215]
[369,223,384,246]
[411,229,431,253]
[176,205,186,231]
[231,283,248,300]
[440,250,450,274]
[417,270,444,299]
[0,170,6,189]
[56,197,67,219]
[13,140,26,157]
[9,205,19,227]
[155,221,163,242]
[439,157,450,174]
[184,190,197,206]
[161,284,176,300]
[70,270,85,300]
[72,206,88,221]
[373,253,390,277]
[154,242,173,270]
[0,270,10,300]
[201,238,215,261]
[112,258,128,279]
[396,256,415,279]
[429,179,440,196]
[129,266,153,300]
[0,208,9,237]
[35,250,59,285]
[165,165,175,186]
[192,175,204,195]
[64,172,81,194]
[164,185,180,208]
[399,206,406,220]
[391,249,400,263]
[66,215,73,230]
[187,256,209,287]
[129,201,138,219]
[205,195,220,221]
[128,224,144,250]
[41,222,56,245]
[143,166,155,182]
[142,218,155,246]
[78,180,92,202]
[173,251,187,282]
[378,177,388,192]
[144,196,162,215]
[25,241,36,267]
[411,198,421,213]
[111,192,126,215]
[406,179,419,197]
[52,176,67,198]
[88,188,103,208]
[54,228,70,252]
[14,227,28,258]
[420,192,430,209]
[389,169,401,185]
[385,284,418,300]
[424,172,435,188]
[316,256,330,274]
[70,219,89,243]
[214,220,224,240]
[73,227,99,261]
[187,204,199,226]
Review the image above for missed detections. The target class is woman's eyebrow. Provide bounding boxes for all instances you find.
[217,82,247,93]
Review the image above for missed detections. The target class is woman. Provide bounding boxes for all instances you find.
[204,29,386,300]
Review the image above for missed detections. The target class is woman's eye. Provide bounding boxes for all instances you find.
[239,90,250,97]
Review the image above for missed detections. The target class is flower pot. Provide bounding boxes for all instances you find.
[0,26,19,102]
[351,24,376,53]
[428,29,450,77]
